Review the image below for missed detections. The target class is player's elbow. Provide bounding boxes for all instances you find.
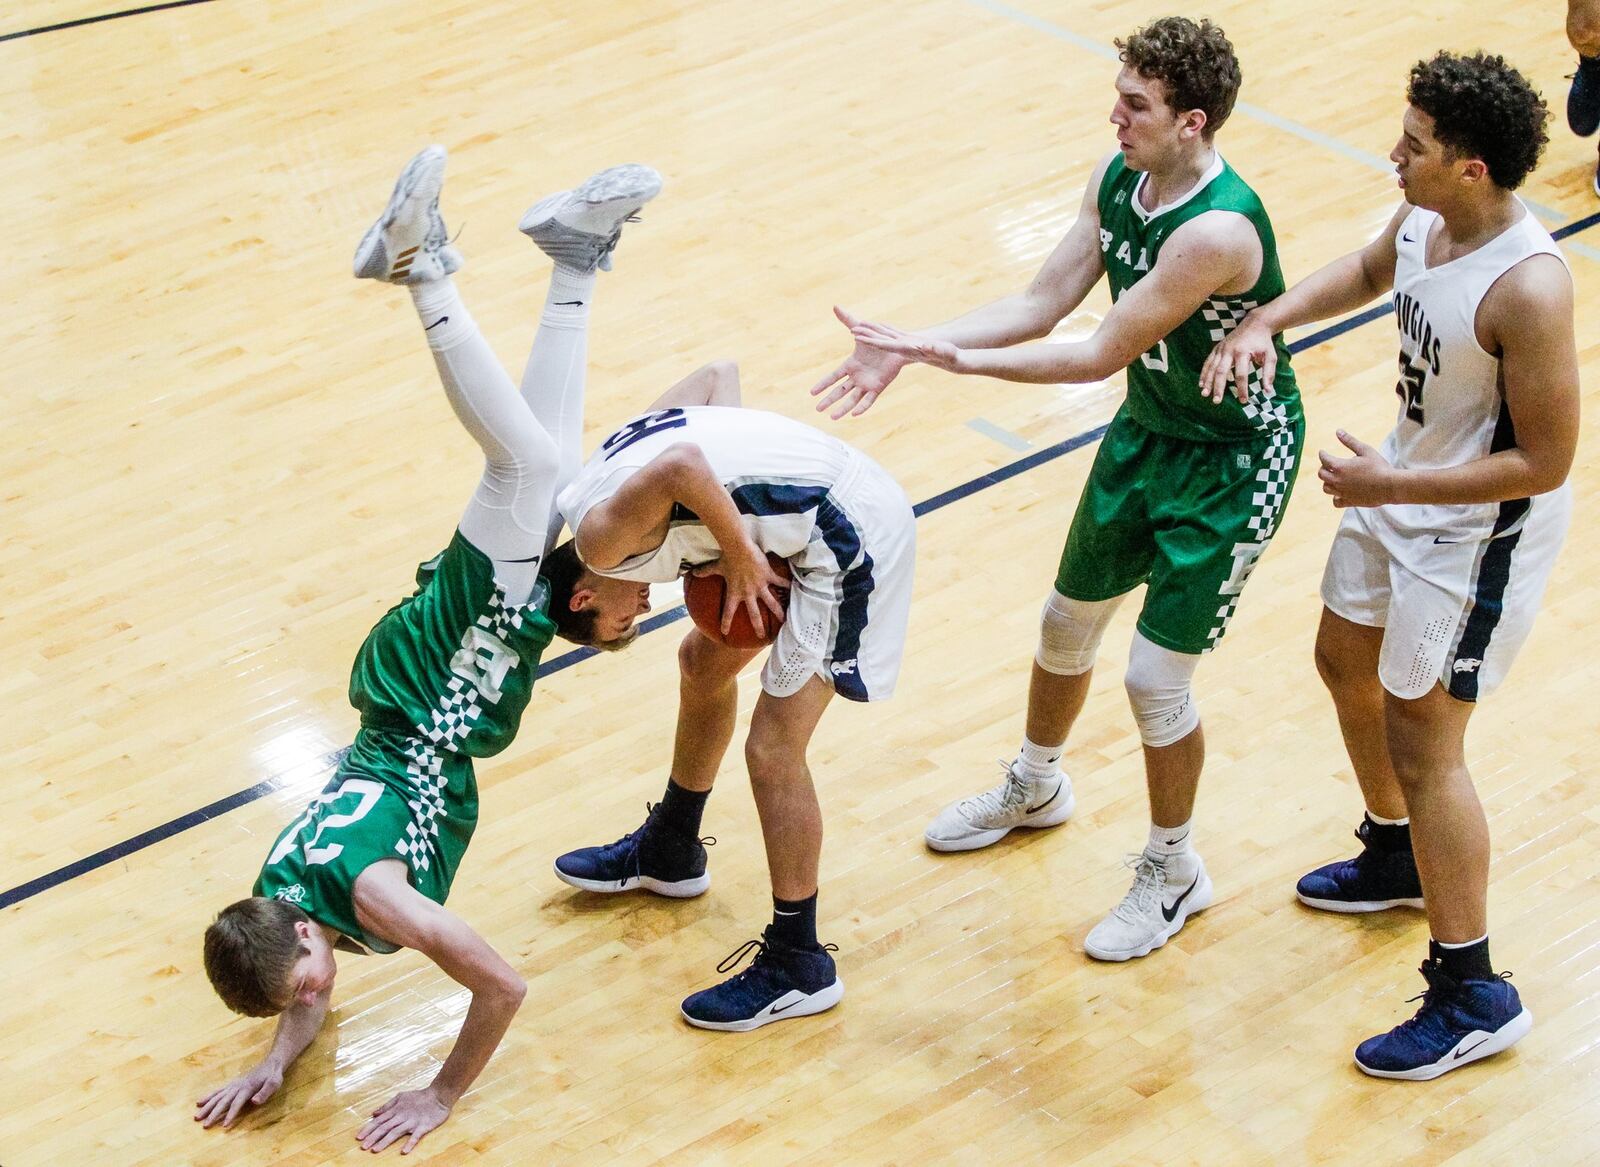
[491,971,527,1010]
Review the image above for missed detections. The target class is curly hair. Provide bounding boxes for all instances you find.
[1115,17,1242,137]
[1407,52,1549,189]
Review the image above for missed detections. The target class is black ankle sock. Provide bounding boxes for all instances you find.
[770,893,819,949]
[1431,937,1494,982]
[654,778,709,838]
[1361,813,1412,853]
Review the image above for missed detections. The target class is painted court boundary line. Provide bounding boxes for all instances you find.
[8,204,1597,914]
[0,0,218,43]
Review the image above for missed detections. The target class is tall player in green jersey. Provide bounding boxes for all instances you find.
[813,17,1303,962]
[194,148,659,1154]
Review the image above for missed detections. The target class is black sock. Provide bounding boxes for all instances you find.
[1361,813,1412,854]
[1431,937,1494,982]
[769,892,818,949]
[653,778,709,838]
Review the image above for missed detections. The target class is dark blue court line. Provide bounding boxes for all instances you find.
[0,0,218,43]
[6,208,1596,913]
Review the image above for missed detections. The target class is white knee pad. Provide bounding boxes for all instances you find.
[1035,590,1122,676]
[1124,631,1201,747]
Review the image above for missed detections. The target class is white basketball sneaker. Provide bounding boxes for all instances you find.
[518,163,663,272]
[352,145,462,285]
[1084,850,1213,962]
[923,760,1075,852]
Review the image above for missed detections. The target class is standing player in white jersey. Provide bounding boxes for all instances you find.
[1203,52,1579,1080]
[540,395,915,1030]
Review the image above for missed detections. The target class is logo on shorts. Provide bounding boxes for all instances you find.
[1452,658,1483,674]
[1235,453,1252,469]
[274,884,308,905]
[829,659,859,677]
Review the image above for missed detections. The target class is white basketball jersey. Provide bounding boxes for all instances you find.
[1375,203,1568,546]
[556,406,861,582]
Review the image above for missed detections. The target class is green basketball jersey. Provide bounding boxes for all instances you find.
[350,529,557,758]
[1096,153,1302,442]
[254,531,557,952]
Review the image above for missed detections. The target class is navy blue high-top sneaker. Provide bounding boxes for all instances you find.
[1569,55,1600,137]
[553,803,711,897]
[680,928,843,1032]
[1354,958,1532,1080]
[1296,818,1423,912]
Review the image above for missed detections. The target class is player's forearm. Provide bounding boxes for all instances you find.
[429,980,525,1106]
[1389,449,1570,506]
[262,993,329,1074]
[1251,251,1387,334]
[662,446,761,557]
[956,337,1112,385]
[925,293,1062,350]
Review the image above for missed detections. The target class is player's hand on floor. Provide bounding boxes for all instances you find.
[1200,313,1276,404]
[357,1087,452,1154]
[810,306,907,418]
[1318,430,1395,507]
[195,1062,284,1129]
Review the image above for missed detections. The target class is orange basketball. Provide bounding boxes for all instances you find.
[683,554,793,649]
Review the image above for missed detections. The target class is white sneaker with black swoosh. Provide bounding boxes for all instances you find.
[1084,850,1213,961]
[923,760,1076,852]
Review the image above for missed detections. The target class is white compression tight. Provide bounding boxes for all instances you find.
[409,265,595,604]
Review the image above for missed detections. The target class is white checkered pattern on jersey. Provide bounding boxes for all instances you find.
[1206,425,1298,646]
[396,582,538,869]
[393,738,448,871]
[1203,296,1294,437]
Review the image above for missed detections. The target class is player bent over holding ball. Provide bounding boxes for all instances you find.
[196,147,659,1152]
[545,381,916,1031]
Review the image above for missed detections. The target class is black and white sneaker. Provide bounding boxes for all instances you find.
[518,163,662,272]
[1084,850,1213,962]
[552,803,711,897]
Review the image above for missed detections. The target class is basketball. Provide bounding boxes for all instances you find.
[683,553,793,649]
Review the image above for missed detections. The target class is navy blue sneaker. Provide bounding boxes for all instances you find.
[1354,959,1532,1080]
[552,803,711,897]
[1569,56,1600,137]
[1296,820,1423,912]
[680,930,843,1032]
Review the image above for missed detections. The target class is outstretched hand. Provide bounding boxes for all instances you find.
[356,1087,452,1155]
[810,306,909,419]
[195,1063,284,1130]
[845,316,966,374]
[1318,430,1396,508]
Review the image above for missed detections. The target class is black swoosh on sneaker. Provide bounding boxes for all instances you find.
[1026,781,1063,815]
[424,315,450,330]
[768,994,808,1015]
[555,300,585,306]
[1161,876,1200,923]
[1451,1036,1490,1061]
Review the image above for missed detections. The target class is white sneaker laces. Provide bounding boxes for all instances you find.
[958,760,1031,822]
[1111,853,1168,924]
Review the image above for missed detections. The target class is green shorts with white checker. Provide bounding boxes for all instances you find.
[1055,409,1304,655]
[254,531,556,953]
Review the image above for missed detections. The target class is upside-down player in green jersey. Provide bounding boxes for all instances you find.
[195,147,661,1154]
[812,17,1304,963]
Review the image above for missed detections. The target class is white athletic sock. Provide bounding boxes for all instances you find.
[1016,736,1064,785]
[1366,810,1410,827]
[1146,819,1194,863]
[409,279,475,350]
